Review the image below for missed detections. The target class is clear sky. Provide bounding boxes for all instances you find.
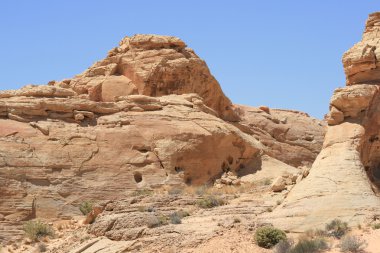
[0,1,379,119]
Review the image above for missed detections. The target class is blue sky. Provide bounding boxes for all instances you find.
[0,1,379,119]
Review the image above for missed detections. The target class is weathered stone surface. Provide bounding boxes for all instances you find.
[343,12,380,85]
[234,105,326,167]
[59,34,239,121]
[330,84,378,118]
[0,92,262,243]
[0,33,328,246]
[264,13,380,232]
[270,177,286,192]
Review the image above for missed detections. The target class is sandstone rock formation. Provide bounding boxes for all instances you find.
[235,105,325,167]
[50,34,239,122]
[0,91,261,243]
[0,34,326,247]
[265,12,380,232]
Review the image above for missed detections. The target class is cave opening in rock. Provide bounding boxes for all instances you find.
[133,172,143,183]
[370,165,380,183]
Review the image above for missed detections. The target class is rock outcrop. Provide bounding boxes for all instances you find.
[235,105,325,167]
[51,34,239,122]
[0,91,261,243]
[0,34,326,245]
[0,35,268,244]
[265,12,380,232]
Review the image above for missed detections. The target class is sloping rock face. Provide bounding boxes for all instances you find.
[265,12,380,232]
[0,89,261,243]
[343,12,380,85]
[235,105,325,167]
[52,34,239,122]
[0,34,325,244]
[0,35,265,243]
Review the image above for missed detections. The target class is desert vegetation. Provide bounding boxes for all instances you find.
[23,220,54,241]
[79,200,93,215]
[254,226,287,249]
[339,235,367,252]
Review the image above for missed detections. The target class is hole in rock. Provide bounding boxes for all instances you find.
[227,156,234,165]
[221,162,230,172]
[185,177,192,185]
[133,172,143,183]
[373,166,380,180]
[174,166,184,173]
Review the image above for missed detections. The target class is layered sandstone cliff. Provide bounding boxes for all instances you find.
[265,12,380,232]
[235,105,325,167]
[0,34,325,245]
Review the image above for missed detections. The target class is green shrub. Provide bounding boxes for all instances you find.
[254,226,287,249]
[289,237,329,253]
[196,195,225,208]
[339,235,367,252]
[23,220,54,241]
[372,223,380,230]
[325,219,349,239]
[79,201,93,215]
[274,238,294,253]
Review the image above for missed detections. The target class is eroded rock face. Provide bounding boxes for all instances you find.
[343,12,380,85]
[0,89,262,242]
[234,105,326,167]
[265,13,380,232]
[52,34,239,122]
[0,34,325,244]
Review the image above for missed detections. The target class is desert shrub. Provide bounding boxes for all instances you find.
[79,201,93,215]
[233,217,241,223]
[263,178,272,185]
[131,188,154,197]
[38,243,47,252]
[23,220,54,241]
[325,219,349,238]
[195,185,209,196]
[196,195,225,208]
[146,215,168,228]
[372,223,380,230]
[169,212,182,224]
[138,206,156,212]
[289,237,329,253]
[254,226,287,249]
[303,229,327,239]
[339,235,367,252]
[274,238,294,253]
[168,187,183,195]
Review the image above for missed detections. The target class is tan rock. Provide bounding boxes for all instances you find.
[235,105,326,167]
[330,85,378,118]
[343,13,380,85]
[326,106,344,125]
[63,34,239,121]
[271,177,286,192]
[264,13,380,232]
[0,93,262,242]
[101,76,138,102]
